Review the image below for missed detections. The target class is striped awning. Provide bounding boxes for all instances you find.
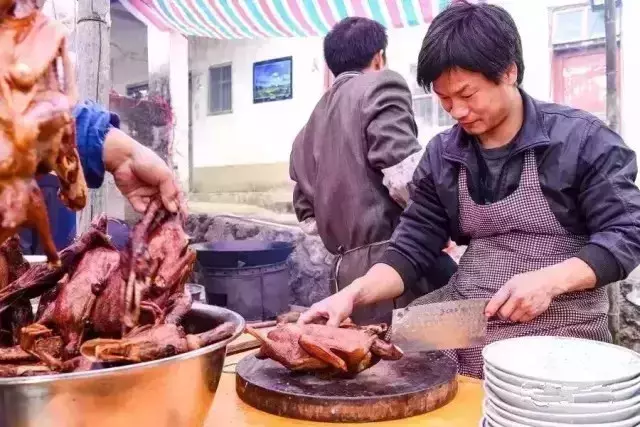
[117,0,461,39]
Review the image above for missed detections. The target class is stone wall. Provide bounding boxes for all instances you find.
[619,269,640,352]
[185,213,334,307]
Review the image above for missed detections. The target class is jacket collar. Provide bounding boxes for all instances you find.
[333,71,363,85]
[443,89,551,162]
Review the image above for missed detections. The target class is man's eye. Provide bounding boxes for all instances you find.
[462,93,474,99]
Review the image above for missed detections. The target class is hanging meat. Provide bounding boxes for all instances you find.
[246,322,403,377]
[0,0,88,267]
[0,200,236,377]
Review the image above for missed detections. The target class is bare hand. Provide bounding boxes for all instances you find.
[484,268,559,323]
[297,291,355,327]
[104,129,186,214]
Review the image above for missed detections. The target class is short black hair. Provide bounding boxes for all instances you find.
[416,1,524,92]
[324,17,388,77]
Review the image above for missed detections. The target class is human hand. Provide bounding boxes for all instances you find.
[297,289,357,327]
[484,267,563,323]
[104,128,186,214]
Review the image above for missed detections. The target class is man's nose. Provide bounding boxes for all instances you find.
[449,101,469,121]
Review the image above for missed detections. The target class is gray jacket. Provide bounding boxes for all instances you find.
[290,70,422,254]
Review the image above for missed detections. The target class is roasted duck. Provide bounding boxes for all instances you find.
[0,0,87,266]
[246,322,403,377]
[0,200,236,377]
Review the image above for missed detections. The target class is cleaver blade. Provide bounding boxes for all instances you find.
[389,299,489,352]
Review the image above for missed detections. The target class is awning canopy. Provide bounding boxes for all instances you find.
[117,0,459,39]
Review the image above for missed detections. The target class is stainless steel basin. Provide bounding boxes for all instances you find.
[0,303,245,427]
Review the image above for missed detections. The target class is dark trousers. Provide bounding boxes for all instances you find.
[19,175,77,255]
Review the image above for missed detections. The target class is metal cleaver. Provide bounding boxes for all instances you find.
[389,299,489,352]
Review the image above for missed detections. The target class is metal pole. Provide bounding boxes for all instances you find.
[604,0,621,341]
[75,0,111,232]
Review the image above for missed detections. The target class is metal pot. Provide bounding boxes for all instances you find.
[0,303,245,427]
[191,240,295,269]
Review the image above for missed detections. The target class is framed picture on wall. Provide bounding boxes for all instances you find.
[253,56,293,104]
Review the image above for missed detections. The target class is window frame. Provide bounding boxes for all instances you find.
[408,65,456,131]
[126,82,149,99]
[208,62,233,116]
[551,4,621,47]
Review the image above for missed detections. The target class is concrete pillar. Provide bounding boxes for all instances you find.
[147,26,190,190]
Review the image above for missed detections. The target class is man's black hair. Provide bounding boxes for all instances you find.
[416,1,524,92]
[324,17,388,77]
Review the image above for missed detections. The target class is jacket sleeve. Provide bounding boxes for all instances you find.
[361,71,422,172]
[575,123,640,286]
[289,131,315,223]
[73,100,120,189]
[378,139,451,287]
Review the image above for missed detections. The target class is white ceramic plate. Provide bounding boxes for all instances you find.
[484,381,640,414]
[485,365,640,403]
[486,399,640,427]
[482,336,640,385]
[485,362,640,396]
[483,401,534,427]
[485,385,640,423]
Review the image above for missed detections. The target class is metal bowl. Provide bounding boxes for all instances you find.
[0,303,245,427]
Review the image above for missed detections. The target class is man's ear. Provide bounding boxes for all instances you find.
[371,50,386,71]
[503,63,518,86]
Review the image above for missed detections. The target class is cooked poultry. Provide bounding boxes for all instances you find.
[0,199,237,376]
[246,322,403,377]
[0,0,87,266]
[80,322,236,364]
[0,235,32,345]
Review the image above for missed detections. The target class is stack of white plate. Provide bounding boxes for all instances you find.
[480,336,640,427]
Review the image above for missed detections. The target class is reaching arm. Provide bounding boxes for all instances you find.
[362,70,422,207]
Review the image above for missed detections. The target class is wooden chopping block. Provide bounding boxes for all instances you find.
[235,351,458,423]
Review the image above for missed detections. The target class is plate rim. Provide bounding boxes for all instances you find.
[485,398,640,427]
[482,336,640,385]
[484,383,640,423]
[485,366,640,402]
[483,381,640,414]
[484,361,640,392]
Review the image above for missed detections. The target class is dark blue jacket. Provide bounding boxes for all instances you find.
[381,90,640,288]
[20,101,119,254]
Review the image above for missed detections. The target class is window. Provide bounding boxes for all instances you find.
[551,5,620,45]
[409,65,456,129]
[553,9,584,44]
[126,82,149,99]
[209,64,232,115]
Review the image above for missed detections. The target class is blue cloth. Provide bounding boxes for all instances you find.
[19,101,120,254]
[74,100,120,189]
[19,174,77,254]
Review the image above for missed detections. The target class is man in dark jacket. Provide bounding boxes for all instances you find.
[290,17,457,324]
[299,2,640,379]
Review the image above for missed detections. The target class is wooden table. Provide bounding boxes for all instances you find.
[204,334,485,426]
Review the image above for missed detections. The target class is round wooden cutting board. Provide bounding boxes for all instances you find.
[235,351,458,423]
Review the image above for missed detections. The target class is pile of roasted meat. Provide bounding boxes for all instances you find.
[0,200,235,377]
[0,0,88,266]
[247,313,403,377]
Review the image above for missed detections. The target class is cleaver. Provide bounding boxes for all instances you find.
[389,299,489,352]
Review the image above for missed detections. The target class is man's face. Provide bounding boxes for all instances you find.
[432,66,517,136]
